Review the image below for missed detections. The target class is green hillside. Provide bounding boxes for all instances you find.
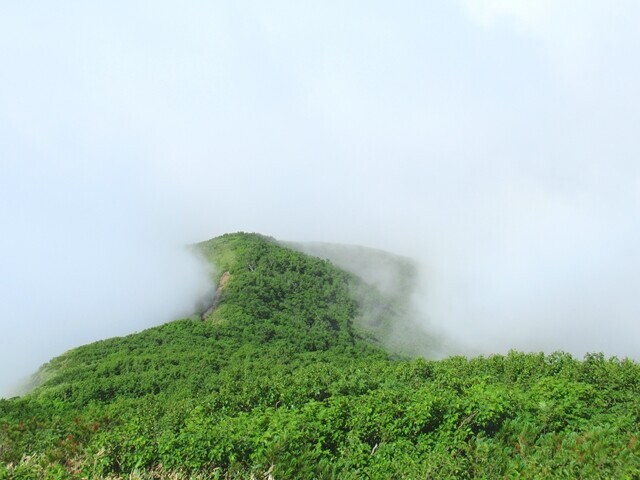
[1,233,639,479]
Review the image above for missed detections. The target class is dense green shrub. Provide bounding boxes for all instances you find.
[1,233,639,478]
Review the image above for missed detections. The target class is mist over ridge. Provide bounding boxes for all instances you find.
[3,1,640,396]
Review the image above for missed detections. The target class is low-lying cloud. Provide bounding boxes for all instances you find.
[2,1,640,395]
[0,155,216,397]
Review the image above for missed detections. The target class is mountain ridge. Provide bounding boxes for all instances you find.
[1,232,639,479]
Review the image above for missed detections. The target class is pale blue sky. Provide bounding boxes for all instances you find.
[2,1,640,395]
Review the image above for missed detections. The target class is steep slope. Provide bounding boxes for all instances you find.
[20,233,388,408]
[1,233,640,479]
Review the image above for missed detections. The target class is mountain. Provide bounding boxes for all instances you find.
[1,232,639,479]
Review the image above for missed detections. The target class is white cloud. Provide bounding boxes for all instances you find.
[460,0,555,31]
[460,0,640,87]
[2,1,640,395]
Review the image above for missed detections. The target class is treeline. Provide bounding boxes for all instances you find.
[1,233,639,478]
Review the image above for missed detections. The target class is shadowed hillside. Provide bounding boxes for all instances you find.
[287,241,449,357]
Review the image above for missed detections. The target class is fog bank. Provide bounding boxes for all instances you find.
[2,1,640,395]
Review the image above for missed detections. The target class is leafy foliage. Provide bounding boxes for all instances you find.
[1,233,639,479]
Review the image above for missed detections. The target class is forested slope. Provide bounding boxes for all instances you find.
[1,233,639,479]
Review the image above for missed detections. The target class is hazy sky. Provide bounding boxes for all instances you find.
[2,1,640,396]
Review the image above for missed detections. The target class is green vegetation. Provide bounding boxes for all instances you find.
[1,233,639,479]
